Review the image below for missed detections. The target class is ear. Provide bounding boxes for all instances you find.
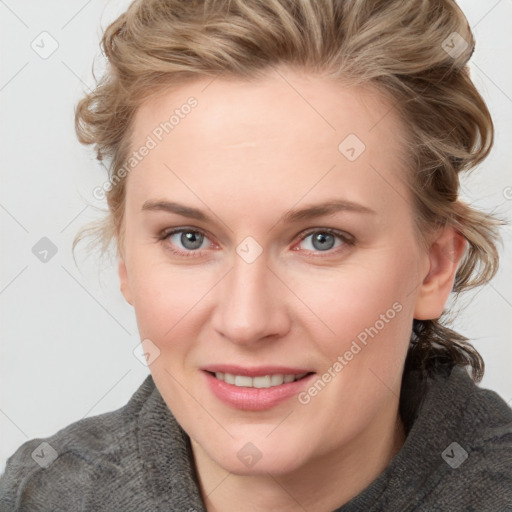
[118,257,133,306]
[413,226,466,320]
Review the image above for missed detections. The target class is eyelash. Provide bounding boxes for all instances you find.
[157,227,355,259]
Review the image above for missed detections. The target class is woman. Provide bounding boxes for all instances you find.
[1,0,511,510]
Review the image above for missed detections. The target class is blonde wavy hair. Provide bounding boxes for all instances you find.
[74,0,504,383]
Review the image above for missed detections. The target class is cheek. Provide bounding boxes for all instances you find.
[288,251,417,364]
[128,229,419,359]
[128,254,214,343]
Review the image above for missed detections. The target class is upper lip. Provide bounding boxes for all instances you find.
[202,364,315,377]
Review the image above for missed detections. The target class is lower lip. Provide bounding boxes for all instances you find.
[203,371,315,411]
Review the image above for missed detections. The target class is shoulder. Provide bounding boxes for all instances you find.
[0,375,155,512]
[420,367,512,510]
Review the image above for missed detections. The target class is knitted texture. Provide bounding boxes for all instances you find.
[1,367,511,511]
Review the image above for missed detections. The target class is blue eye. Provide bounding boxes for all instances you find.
[159,227,354,258]
[299,230,343,251]
[169,230,207,251]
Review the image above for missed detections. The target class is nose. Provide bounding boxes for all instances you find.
[210,254,291,347]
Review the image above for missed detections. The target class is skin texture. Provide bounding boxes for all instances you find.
[118,67,466,511]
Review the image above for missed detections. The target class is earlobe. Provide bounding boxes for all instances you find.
[413,226,466,321]
[118,258,133,305]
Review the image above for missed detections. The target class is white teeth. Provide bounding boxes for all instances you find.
[234,375,252,387]
[253,375,272,388]
[214,372,308,388]
[271,374,283,386]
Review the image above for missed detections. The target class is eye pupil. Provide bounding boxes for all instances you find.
[312,232,335,251]
[181,231,203,250]
[169,229,343,255]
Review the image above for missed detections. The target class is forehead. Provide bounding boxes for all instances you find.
[127,69,409,216]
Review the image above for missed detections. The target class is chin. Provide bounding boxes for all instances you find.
[205,439,310,476]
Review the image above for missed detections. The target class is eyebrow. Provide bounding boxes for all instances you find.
[141,199,375,224]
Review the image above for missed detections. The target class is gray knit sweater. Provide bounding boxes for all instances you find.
[1,366,511,511]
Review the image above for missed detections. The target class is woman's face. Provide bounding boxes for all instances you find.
[118,68,435,476]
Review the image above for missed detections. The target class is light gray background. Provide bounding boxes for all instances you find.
[1,0,511,474]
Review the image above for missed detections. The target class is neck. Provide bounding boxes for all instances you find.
[191,397,405,512]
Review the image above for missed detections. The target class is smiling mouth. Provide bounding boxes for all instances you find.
[207,371,314,388]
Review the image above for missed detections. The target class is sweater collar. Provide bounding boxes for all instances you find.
[335,366,476,511]
[135,366,475,511]
[136,377,206,511]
